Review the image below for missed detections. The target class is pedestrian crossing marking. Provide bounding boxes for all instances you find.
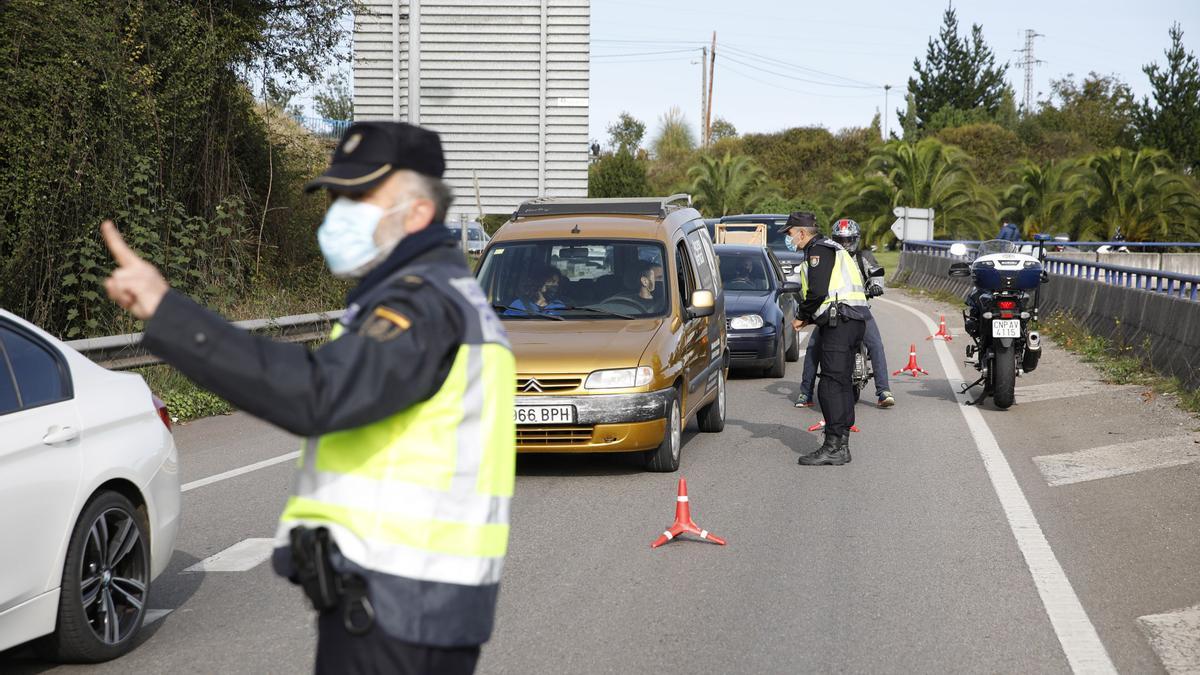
[182,538,276,573]
[1033,435,1200,486]
[1139,604,1200,674]
[1015,380,1139,404]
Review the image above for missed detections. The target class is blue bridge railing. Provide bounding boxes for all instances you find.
[902,240,1200,302]
[291,115,351,140]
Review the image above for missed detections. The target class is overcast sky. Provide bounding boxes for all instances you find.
[588,0,1199,145]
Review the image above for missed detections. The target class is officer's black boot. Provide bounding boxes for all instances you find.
[838,434,852,464]
[798,433,848,466]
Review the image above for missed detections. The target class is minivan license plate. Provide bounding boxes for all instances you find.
[514,405,575,425]
[992,319,1021,338]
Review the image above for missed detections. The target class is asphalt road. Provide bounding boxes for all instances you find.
[4,290,1198,674]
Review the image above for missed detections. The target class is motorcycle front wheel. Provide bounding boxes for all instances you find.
[992,342,1016,409]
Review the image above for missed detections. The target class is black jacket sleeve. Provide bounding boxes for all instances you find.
[142,286,462,437]
[797,244,835,321]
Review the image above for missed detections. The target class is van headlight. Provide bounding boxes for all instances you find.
[730,314,764,330]
[584,367,654,390]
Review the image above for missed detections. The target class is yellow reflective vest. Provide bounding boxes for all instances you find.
[275,262,515,646]
[800,242,870,321]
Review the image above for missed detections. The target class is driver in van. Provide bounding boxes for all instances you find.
[631,260,660,311]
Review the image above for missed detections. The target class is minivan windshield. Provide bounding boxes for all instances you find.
[477,240,669,319]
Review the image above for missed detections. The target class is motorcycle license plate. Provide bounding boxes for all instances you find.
[514,405,576,425]
[992,319,1021,338]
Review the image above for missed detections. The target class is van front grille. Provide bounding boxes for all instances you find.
[515,376,583,394]
[516,426,594,446]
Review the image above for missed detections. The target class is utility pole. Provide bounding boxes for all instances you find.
[705,31,716,146]
[1015,29,1044,112]
[883,84,891,140]
[700,46,708,145]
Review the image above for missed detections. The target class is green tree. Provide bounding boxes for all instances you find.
[1033,73,1137,151]
[1137,23,1200,171]
[1056,148,1200,241]
[835,138,996,243]
[647,106,698,193]
[999,160,1075,235]
[709,117,738,141]
[899,92,919,139]
[314,71,353,120]
[606,111,646,153]
[686,153,777,217]
[588,149,650,198]
[903,6,1008,133]
[936,123,1026,186]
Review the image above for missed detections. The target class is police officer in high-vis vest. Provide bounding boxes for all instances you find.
[101,122,515,674]
[779,211,870,466]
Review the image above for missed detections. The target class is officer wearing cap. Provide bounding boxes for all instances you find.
[779,211,871,466]
[101,121,515,674]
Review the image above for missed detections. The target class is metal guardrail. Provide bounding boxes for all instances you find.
[902,240,1200,302]
[67,310,345,371]
[290,115,351,141]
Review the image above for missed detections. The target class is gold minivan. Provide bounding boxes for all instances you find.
[476,195,727,471]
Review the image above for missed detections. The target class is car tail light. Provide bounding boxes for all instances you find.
[997,300,1017,310]
[152,395,172,431]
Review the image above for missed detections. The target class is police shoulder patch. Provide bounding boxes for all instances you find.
[808,255,821,267]
[359,306,412,341]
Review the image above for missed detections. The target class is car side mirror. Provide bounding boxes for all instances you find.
[948,262,971,278]
[687,289,715,319]
[779,281,802,295]
[869,267,886,278]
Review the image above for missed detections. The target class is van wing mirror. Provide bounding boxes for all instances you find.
[948,262,971,278]
[688,289,715,319]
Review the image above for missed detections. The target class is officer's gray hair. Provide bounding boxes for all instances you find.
[396,169,454,223]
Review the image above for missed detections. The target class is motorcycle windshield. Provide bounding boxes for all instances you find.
[977,239,1018,256]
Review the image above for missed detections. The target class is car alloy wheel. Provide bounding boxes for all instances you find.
[80,507,148,645]
[669,400,681,462]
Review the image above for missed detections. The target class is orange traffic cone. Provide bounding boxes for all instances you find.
[806,420,860,433]
[927,315,953,341]
[893,344,930,377]
[650,478,726,548]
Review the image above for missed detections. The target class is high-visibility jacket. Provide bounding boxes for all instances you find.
[274,262,516,647]
[800,243,870,321]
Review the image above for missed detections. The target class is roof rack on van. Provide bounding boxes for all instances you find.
[513,195,693,220]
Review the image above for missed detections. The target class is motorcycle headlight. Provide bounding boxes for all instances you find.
[584,367,654,390]
[730,314,764,330]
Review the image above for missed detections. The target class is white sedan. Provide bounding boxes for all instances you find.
[0,310,180,662]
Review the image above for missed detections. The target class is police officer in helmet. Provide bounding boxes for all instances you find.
[101,121,515,674]
[780,211,871,466]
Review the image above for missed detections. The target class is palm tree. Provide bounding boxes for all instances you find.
[1055,148,1200,241]
[687,152,778,217]
[835,137,995,244]
[999,160,1075,237]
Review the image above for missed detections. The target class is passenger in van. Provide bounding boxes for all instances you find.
[630,260,662,312]
[506,265,566,315]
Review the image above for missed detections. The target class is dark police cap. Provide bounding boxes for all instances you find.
[304,121,445,194]
[777,211,817,233]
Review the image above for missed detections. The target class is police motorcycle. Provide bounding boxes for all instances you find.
[947,238,1049,409]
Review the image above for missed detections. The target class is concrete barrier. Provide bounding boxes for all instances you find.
[897,251,1200,390]
[1161,254,1200,277]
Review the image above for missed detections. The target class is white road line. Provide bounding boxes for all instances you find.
[181,451,300,493]
[1016,380,1140,404]
[878,297,1117,674]
[1034,435,1200,486]
[144,609,172,626]
[1138,604,1200,674]
[182,538,277,573]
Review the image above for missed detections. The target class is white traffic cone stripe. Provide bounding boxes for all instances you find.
[700,530,709,539]
[663,531,674,540]
[677,496,689,502]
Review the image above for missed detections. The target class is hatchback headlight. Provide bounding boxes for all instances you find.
[584,367,654,390]
[730,314,764,330]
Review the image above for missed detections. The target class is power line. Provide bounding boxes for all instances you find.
[715,61,881,100]
[1015,29,1045,111]
[719,44,882,89]
[718,53,882,90]
[592,48,701,58]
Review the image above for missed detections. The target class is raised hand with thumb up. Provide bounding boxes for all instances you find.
[101,220,169,320]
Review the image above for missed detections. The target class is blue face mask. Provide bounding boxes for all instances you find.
[784,234,798,252]
[317,197,407,276]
